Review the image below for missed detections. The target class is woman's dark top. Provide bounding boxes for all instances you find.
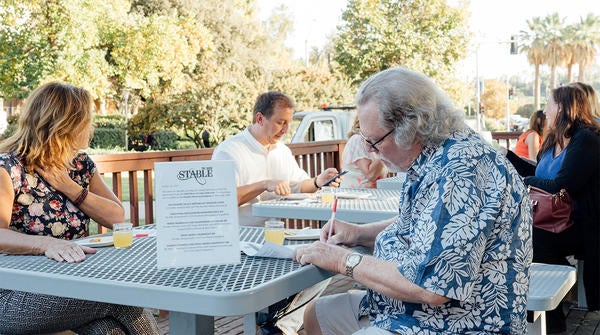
[506,126,600,310]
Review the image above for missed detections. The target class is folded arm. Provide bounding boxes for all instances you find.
[0,169,95,262]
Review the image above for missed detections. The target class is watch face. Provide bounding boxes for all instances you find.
[347,253,361,266]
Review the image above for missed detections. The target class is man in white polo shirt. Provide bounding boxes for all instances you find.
[212,91,340,226]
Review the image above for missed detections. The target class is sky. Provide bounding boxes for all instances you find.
[256,0,600,80]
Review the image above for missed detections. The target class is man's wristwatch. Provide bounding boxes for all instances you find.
[345,253,363,278]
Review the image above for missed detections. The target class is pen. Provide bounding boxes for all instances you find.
[327,198,338,240]
[134,233,148,238]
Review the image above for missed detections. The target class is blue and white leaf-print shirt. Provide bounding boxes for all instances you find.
[359,129,533,334]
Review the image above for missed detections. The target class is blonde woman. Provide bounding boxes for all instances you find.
[340,118,387,188]
[0,82,159,334]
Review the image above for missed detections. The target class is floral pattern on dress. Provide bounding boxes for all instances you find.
[341,134,387,188]
[0,152,96,240]
[359,129,533,334]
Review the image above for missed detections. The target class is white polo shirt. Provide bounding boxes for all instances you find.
[212,127,310,226]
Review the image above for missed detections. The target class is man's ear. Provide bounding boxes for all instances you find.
[256,112,265,125]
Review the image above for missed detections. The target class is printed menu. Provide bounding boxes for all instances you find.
[154,160,239,269]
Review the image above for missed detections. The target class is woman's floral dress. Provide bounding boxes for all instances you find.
[0,152,95,240]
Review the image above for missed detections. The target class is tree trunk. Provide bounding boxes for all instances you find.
[550,65,557,89]
[534,64,541,110]
[567,64,573,83]
[578,63,586,82]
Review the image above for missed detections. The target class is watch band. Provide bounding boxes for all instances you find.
[345,253,363,278]
[345,264,354,278]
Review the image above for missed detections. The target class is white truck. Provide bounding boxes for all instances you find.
[287,106,356,144]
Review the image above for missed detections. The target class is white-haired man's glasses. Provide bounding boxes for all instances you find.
[360,128,395,152]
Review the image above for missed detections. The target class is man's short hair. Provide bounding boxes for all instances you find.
[253,91,295,123]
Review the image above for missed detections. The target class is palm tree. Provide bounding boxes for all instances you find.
[562,25,577,83]
[543,14,567,89]
[572,13,600,82]
[520,17,549,110]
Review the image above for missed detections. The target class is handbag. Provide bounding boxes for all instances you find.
[528,185,574,233]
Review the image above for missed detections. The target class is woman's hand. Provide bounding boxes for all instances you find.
[293,241,350,274]
[43,238,96,263]
[497,146,508,156]
[321,219,361,246]
[35,166,76,194]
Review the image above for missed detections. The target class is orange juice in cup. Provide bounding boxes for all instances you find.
[321,186,335,203]
[113,223,133,249]
[264,220,285,245]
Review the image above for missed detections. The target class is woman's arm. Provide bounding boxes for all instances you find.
[505,149,537,176]
[82,173,125,228]
[0,169,94,262]
[36,167,125,229]
[526,129,600,194]
[525,132,541,161]
[355,157,385,182]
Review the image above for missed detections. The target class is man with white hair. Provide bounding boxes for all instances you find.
[295,67,533,334]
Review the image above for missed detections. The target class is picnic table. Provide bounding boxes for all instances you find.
[252,188,401,223]
[0,225,332,335]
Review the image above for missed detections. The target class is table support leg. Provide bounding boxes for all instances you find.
[577,260,588,309]
[243,313,257,335]
[169,311,214,335]
[527,311,546,335]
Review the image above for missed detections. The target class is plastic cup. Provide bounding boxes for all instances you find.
[321,186,335,203]
[264,220,285,245]
[113,222,133,249]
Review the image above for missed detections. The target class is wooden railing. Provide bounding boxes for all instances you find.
[90,132,520,231]
[91,140,346,231]
[491,131,522,148]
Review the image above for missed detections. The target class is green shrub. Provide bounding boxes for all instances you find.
[94,115,126,128]
[176,140,196,150]
[1,123,18,140]
[91,128,125,149]
[150,130,178,150]
[1,114,19,140]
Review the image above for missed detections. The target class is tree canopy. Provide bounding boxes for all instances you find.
[0,0,487,148]
[333,0,470,88]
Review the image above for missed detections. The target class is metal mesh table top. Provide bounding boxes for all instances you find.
[252,188,400,223]
[0,226,330,316]
[0,226,308,292]
[376,175,406,189]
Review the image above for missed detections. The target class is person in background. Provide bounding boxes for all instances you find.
[295,67,532,334]
[212,91,340,226]
[340,118,387,188]
[513,109,546,161]
[504,84,600,333]
[570,81,600,121]
[0,82,159,334]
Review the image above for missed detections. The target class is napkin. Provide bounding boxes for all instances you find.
[240,241,299,259]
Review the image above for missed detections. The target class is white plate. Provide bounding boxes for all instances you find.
[280,193,315,201]
[335,192,371,199]
[74,235,114,248]
[285,228,322,240]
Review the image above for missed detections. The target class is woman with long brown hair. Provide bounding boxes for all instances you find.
[0,82,159,334]
[506,84,600,333]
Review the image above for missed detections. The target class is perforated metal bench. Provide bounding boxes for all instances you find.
[527,263,576,335]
